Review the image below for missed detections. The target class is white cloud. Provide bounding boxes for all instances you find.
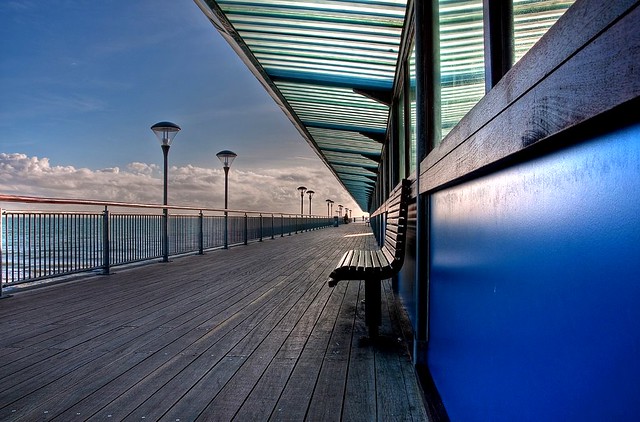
[0,153,365,215]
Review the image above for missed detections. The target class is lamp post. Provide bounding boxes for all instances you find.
[297,186,307,215]
[217,150,237,249]
[151,121,181,263]
[306,190,315,215]
[330,200,334,216]
[325,199,331,217]
[338,204,343,218]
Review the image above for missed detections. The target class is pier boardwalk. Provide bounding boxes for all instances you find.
[0,223,428,421]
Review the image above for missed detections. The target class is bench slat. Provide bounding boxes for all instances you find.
[348,250,360,270]
[387,201,404,214]
[385,223,401,233]
[355,250,364,272]
[341,250,354,269]
[386,217,405,227]
[382,245,395,265]
[365,251,374,272]
[371,250,382,273]
[384,236,401,252]
[336,251,349,269]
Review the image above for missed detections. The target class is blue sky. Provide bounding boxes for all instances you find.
[0,0,362,215]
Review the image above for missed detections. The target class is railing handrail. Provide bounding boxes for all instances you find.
[0,195,336,288]
[0,194,327,218]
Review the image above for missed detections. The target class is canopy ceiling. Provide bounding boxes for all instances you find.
[196,0,408,211]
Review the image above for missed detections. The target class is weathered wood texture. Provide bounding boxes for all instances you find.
[0,223,427,421]
[420,0,640,193]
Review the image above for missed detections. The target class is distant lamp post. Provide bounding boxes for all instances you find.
[349,209,353,219]
[330,200,334,216]
[306,190,315,215]
[217,150,237,250]
[325,199,332,217]
[297,186,307,215]
[338,204,343,218]
[150,121,181,263]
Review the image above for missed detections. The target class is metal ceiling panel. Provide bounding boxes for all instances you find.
[196,0,407,211]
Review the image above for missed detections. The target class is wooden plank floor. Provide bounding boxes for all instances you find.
[0,223,428,421]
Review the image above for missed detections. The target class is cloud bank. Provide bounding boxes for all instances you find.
[0,153,364,215]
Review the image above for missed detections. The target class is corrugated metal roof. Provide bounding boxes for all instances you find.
[196,0,407,211]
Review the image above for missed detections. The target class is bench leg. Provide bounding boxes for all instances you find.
[364,280,381,338]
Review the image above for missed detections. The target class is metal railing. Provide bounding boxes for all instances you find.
[0,194,333,292]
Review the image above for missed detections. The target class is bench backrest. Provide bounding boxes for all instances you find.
[382,179,411,270]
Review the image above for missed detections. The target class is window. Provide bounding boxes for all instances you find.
[397,91,407,178]
[439,0,486,142]
[513,0,575,64]
[409,44,417,175]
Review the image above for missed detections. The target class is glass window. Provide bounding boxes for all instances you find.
[513,0,575,63]
[397,92,406,178]
[409,44,417,175]
[438,0,486,142]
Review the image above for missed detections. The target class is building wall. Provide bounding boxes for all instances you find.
[427,123,640,421]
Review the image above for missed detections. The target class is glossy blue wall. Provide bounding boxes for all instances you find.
[428,123,640,421]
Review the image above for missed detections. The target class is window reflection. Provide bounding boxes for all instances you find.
[513,0,575,64]
[439,0,485,141]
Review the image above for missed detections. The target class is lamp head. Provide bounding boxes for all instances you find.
[216,150,237,168]
[297,186,307,195]
[306,190,315,199]
[151,121,181,146]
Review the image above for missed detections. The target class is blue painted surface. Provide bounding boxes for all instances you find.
[428,124,640,421]
[397,210,417,331]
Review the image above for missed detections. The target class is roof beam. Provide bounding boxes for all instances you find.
[304,120,386,136]
[270,69,393,91]
[359,131,387,143]
[353,87,393,106]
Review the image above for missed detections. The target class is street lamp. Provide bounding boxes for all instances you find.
[306,190,315,215]
[217,150,237,249]
[325,199,332,217]
[297,186,307,215]
[338,204,343,218]
[330,200,334,216]
[151,121,181,263]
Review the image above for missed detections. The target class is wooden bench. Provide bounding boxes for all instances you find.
[328,179,411,337]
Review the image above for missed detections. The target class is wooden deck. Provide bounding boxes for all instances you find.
[0,223,427,421]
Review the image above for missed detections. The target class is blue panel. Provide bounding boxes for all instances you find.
[397,202,417,329]
[428,123,640,421]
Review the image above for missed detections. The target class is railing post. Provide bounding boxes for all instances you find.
[271,214,275,240]
[223,212,228,250]
[0,208,10,299]
[244,213,248,245]
[295,215,298,234]
[0,208,4,298]
[259,214,263,242]
[198,210,204,255]
[281,215,284,237]
[102,206,110,275]
[162,208,169,262]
